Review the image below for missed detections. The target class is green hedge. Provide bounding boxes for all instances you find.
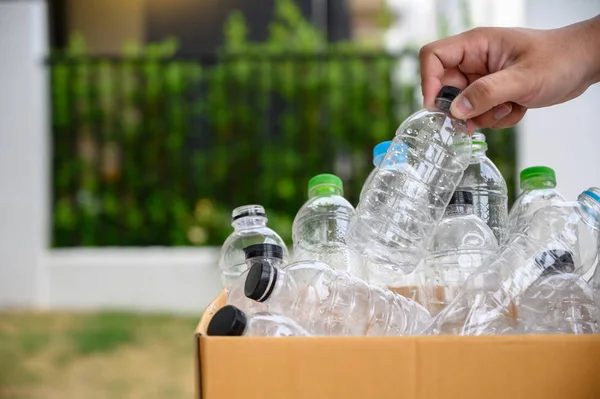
[49,0,516,247]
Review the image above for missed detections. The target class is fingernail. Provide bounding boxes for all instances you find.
[493,104,512,120]
[452,96,473,118]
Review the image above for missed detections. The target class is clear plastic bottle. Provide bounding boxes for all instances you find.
[243,243,431,336]
[428,187,600,336]
[346,86,471,274]
[292,174,364,278]
[218,205,288,288]
[227,243,287,316]
[507,166,566,238]
[517,262,600,334]
[457,132,508,244]
[419,191,498,315]
[360,141,393,199]
[207,305,310,337]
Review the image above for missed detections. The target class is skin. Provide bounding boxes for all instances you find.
[419,15,600,130]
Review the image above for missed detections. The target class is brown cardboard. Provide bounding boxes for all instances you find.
[195,293,600,399]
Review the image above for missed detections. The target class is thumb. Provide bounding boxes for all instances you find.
[450,68,529,120]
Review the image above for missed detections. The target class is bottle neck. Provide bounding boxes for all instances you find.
[308,185,343,198]
[577,191,600,228]
[444,203,474,216]
[246,256,283,269]
[434,97,452,113]
[471,143,487,159]
[233,216,268,230]
[245,259,286,303]
[373,154,385,167]
[521,178,557,191]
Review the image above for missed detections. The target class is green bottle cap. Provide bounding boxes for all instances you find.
[308,174,343,197]
[519,166,556,189]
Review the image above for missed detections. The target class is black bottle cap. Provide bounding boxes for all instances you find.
[244,260,278,302]
[438,86,462,102]
[536,249,575,277]
[449,191,473,206]
[243,243,284,260]
[207,305,247,336]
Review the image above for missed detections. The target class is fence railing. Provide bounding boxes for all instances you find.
[48,52,516,247]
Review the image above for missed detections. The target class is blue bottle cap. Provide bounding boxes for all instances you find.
[373,141,392,159]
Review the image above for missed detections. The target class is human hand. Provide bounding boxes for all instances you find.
[419,16,600,129]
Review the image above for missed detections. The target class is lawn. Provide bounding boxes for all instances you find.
[0,310,200,399]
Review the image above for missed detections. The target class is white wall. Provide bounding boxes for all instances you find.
[46,248,222,315]
[520,1,600,199]
[0,1,49,307]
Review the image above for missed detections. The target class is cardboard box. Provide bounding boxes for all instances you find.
[195,292,600,399]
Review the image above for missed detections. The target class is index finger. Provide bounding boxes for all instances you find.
[419,33,471,107]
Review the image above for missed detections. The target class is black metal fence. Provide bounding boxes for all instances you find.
[48,52,516,247]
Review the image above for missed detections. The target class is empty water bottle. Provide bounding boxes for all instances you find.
[346,86,471,274]
[360,141,402,199]
[218,205,288,288]
[507,166,565,238]
[243,243,431,336]
[457,132,508,244]
[292,174,364,278]
[517,266,600,334]
[419,191,498,315]
[429,187,600,335]
[207,305,310,337]
[227,244,286,315]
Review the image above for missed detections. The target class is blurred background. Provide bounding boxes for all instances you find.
[0,0,599,397]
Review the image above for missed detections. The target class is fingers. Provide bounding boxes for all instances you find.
[470,102,528,129]
[419,35,470,107]
[490,103,528,129]
[470,102,513,128]
[450,68,530,120]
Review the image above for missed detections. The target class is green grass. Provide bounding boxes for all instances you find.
[69,312,138,355]
[0,310,201,399]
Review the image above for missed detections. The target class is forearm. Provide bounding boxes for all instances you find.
[577,15,600,85]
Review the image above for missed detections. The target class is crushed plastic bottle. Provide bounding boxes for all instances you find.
[419,191,498,315]
[207,305,310,337]
[457,132,508,244]
[516,254,600,334]
[428,187,600,336]
[292,174,364,278]
[218,205,288,288]
[346,86,471,274]
[243,243,431,336]
[507,166,566,238]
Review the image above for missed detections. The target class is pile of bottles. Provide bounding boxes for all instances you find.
[208,86,600,338]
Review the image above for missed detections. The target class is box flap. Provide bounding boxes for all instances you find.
[196,289,228,399]
[196,289,228,336]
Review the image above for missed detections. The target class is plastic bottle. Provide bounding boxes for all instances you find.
[207,305,310,337]
[517,267,599,334]
[428,187,600,336]
[507,166,566,238]
[457,132,508,244]
[218,205,288,288]
[346,86,471,274]
[419,191,498,315]
[227,243,285,315]
[243,243,431,336]
[360,141,393,199]
[292,174,364,278]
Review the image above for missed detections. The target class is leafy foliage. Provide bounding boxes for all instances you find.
[49,0,515,247]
